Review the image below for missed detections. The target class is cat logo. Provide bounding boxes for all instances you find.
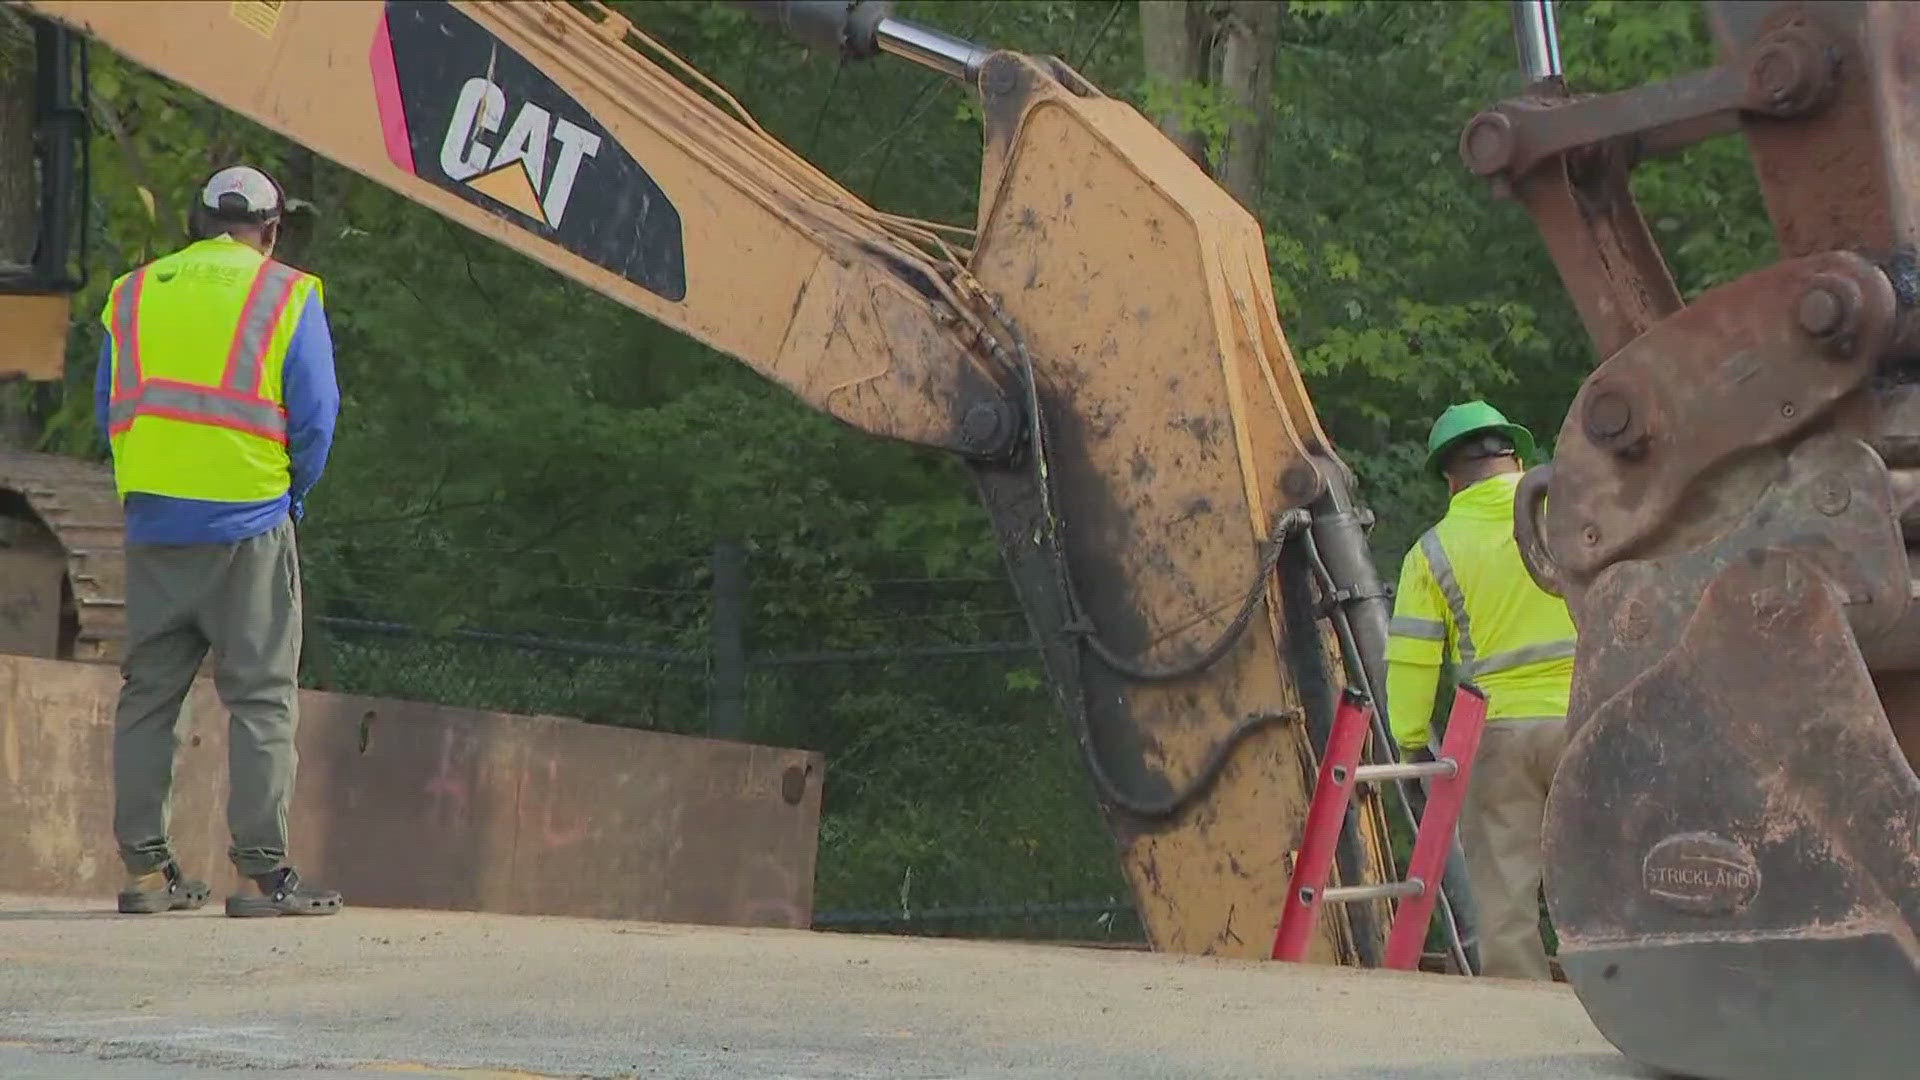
[437,77,602,230]
[374,0,687,301]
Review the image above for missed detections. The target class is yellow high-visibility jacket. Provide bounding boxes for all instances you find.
[101,235,321,503]
[1384,470,1577,750]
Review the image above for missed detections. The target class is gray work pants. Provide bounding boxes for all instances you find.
[112,518,302,879]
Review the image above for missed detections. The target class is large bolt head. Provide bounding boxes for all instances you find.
[960,400,1014,455]
[1751,42,1809,106]
[980,55,1020,98]
[1744,27,1837,117]
[1584,389,1633,442]
[1796,272,1864,357]
[1798,286,1844,337]
[1460,111,1516,176]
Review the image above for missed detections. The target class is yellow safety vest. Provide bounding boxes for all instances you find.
[101,236,321,503]
[1384,470,1577,750]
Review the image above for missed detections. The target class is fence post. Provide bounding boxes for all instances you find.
[299,571,338,690]
[708,539,748,738]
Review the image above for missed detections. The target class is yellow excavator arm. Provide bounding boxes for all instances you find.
[7,0,1449,971]
[29,0,1005,455]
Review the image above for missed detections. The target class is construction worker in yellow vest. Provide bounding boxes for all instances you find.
[1384,401,1576,980]
[93,166,343,919]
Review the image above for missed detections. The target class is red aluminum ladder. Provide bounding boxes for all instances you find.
[1271,684,1488,969]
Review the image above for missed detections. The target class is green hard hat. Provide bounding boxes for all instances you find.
[1424,401,1536,478]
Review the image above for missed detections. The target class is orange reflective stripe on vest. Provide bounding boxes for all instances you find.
[109,266,145,395]
[103,235,316,505]
[108,379,289,441]
[108,260,299,445]
[222,261,305,398]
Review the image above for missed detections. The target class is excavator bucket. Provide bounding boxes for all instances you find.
[1543,452,1920,1079]
[1468,2,1920,1076]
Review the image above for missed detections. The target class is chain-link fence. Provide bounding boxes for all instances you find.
[298,535,1145,946]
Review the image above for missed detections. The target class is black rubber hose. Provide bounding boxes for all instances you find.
[1076,533,1291,683]
[1068,699,1299,819]
[996,310,1305,818]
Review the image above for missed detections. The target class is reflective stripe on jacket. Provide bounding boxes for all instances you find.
[1384,470,1576,749]
[102,236,321,503]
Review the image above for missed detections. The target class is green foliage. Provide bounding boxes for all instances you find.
[23,0,1774,935]
[1142,76,1238,164]
[755,659,1119,912]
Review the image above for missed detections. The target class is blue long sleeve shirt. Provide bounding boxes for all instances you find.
[96,297,339,545]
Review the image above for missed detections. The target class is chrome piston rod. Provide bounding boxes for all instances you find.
[1512,0,1564,84]
[875,17,990,83]
[732,1,989,84]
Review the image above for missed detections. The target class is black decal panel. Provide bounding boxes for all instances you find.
[377,0,687,302]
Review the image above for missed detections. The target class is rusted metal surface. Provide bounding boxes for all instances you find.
[1705,1,1920,264]
[1546,550,1920,1080]
[1865,382,1920,467]
[0,653,823,926]
[1562,434,1910,728]
[1470,2,1920,1071]
[1455,14,1852,361]
[1461,18,1835,183]
[0,449,126,663]
[1530,251,1893,598]
[1503,146,1681,362]
[1463,64,1752,182]
[1456,5,1894,366]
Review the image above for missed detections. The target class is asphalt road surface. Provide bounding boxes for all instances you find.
[0,895,1638,1079]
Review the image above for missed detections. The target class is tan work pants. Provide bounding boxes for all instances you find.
[1459,717,1568,980]
[112,518,303,879]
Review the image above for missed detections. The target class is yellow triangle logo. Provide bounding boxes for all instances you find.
[466,160,549,227]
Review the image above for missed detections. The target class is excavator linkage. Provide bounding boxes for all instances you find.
[1469,2,1920,1075]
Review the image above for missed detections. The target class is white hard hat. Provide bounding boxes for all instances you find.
[200,165,281,218]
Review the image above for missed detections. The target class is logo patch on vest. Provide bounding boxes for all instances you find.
[368,0,686,301]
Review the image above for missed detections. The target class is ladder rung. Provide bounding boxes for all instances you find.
[1315,878,1426,905]
[1349,760,1458,784]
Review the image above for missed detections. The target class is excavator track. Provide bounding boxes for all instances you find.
[0,448,125,664]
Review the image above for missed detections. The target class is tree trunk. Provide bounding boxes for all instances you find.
[1215,1,1283,212]
[1139,0,1212,170]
